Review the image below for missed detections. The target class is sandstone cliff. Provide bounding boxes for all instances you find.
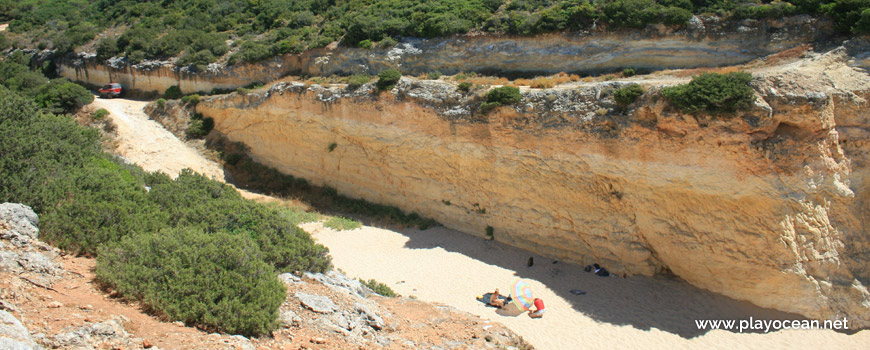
[195,48,870,328]
[58,16,849,95]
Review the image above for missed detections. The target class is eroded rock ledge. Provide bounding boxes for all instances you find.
[196,49,870,328]
[58,15,859,96]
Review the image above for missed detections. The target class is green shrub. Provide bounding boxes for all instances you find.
[347,74,371,90]
[376,69,402,91]
[458,81,473,92]
[479,101,501,114]
[427,71,442,80]
[662,72,755,114]
[96,228,286,336]
[164,85,183,99]
[0,33,9,51]
[485,225,494,240]
[181,94,201,105]
[34,78,94,114]
[187,117,214,138]
[327,142,337,152]
[156,98,166,108]
[147,171,332,273]
[93,108,110,120]
[359,278,397,297]
[622,68,636,77]
[358,39,373,49]
[486,86,522,105]
[96,37,119,60]
[855,7,870,34]
[613,83,644,106]
[323,216,361,231]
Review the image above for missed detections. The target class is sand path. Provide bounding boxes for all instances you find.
[92,97,226,180]
[305,223,870,350]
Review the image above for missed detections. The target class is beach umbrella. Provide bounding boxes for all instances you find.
[511,279,534,311]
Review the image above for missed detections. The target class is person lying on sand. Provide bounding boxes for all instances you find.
[528,298,545,318]
[585,263,611,277]
[489,288,506,308]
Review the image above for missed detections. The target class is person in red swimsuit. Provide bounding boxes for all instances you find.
[528,298,545,318]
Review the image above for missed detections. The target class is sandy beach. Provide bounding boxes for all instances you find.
[304,223,870,350]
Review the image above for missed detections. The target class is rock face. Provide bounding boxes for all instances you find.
[0,310,41,350]
[197,49,870,327]
[57,16,850,95]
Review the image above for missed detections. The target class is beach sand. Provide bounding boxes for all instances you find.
[304,223,869,350]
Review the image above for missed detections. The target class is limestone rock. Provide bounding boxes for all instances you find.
[198,48,870,327]
[295,293,337,314]
[0,203,40,246]
[57,16,840,96]
[278,310,301,328]
[354,303,385,330]
[303,271,370,298]
[0,310,41,350]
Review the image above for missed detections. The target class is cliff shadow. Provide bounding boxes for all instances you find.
[398,225,808,339]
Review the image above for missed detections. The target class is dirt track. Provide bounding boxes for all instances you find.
[91,97,226,180]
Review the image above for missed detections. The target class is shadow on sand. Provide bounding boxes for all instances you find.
[399,226,807,339]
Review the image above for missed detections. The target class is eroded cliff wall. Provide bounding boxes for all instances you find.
[197,49,870,327]
[59,16,844,95]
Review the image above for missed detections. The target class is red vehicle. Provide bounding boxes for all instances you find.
[98,83,123,98]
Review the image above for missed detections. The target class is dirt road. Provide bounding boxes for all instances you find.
[91,97,226,180]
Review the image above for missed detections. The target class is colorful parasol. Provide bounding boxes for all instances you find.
[511,279,534,311]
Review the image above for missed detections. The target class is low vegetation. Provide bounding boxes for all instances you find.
[324,216,362,231]
[662,72,755,114]
[0,63,331,337]
[481,86,522,113]
[4,1,866,67]
[376,69,402,91]
[96,228,286,336]
[613,83,644,106]
[359,278,397,297]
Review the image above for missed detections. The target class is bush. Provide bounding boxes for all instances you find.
[34,78,94,114]
[93,108,110,120]
[486,86,522,105]
[347,74,371,90]
[613,83,644,106]
[622,68,636,77]
[0,33,9,51]
[358,39,373,49]
[359,278,397,297]
[164,85,182,99]
[96,37,119,60]
[96,228,286,336]
[323,216,361,231]
[156,98,166,108]
[427,71,442,80]
[662,72,755,114]
[376,69,401,91]
[187,117,214,138]
[458,81,473,92]
[181,94,201,105]
[147,171,332,273]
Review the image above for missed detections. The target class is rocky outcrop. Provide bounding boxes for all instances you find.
[58,16,851,95]
[196,48,870,327]
[0,310,41,350]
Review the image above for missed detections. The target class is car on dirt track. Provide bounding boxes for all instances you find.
[98,83,123,98]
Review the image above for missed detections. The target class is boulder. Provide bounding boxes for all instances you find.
[295,292,337,314]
